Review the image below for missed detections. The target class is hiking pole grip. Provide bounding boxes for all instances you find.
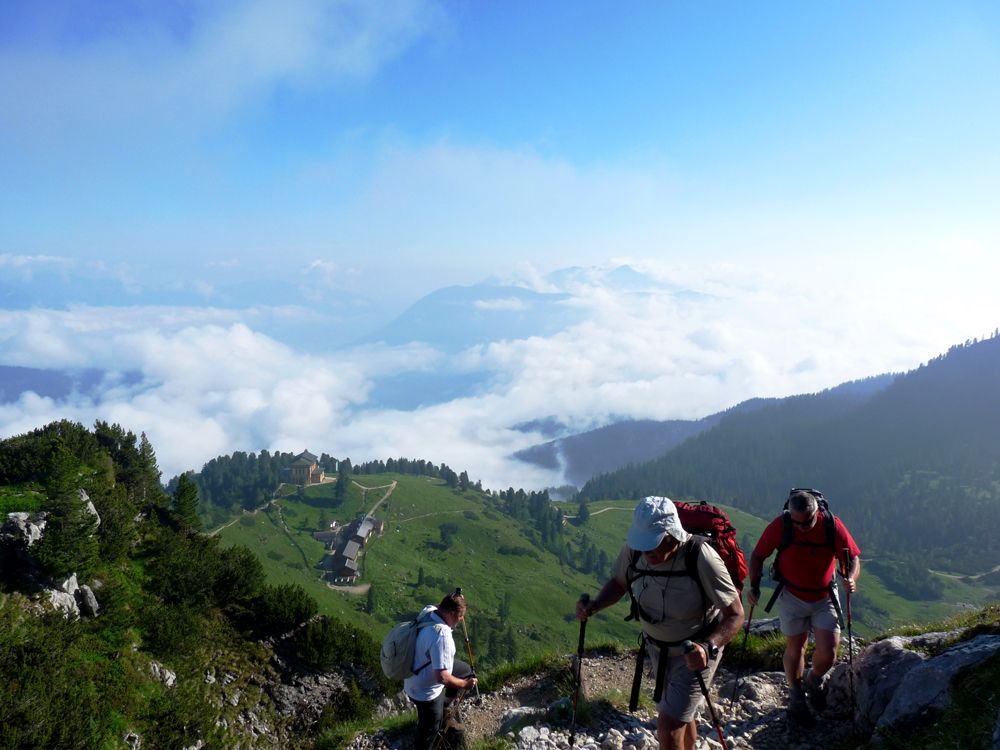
[683,641,729,750]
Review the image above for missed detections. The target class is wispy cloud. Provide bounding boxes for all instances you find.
[2,258,993,487]
[0,0,442,142]
[0,253,75,281]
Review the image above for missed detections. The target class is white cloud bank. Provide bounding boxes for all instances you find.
[1,259,996,489]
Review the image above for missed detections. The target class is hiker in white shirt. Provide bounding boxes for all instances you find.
[404,591,477,750]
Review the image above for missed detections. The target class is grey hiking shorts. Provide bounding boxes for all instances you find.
[779,589,841,636]
[646,641,724,723]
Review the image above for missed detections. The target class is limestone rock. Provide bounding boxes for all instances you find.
[80,489,101,527]
[748,618,781,634]
[76,584,99,617]
[267,671,349,732]
[897,630,963,650]
[876,634,1000,733]
[829,636,924,731]
[48,588,80,618]
[150,661,177,688]
[2,511,47,547]
[500,706,544,735]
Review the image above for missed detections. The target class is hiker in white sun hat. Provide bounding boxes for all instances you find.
[576,496,744,750]
[627,495,691,551]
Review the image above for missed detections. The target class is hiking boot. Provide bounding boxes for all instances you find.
[804,671,827,712]
[787,688,816,727]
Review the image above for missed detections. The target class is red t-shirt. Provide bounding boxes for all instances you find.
[753,511,861,602]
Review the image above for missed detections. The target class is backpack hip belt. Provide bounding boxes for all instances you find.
[628,618,720,710]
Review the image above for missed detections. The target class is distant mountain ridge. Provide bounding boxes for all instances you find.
[578,333,1000,574]
[357,264,700,353]
[515,375,895,487]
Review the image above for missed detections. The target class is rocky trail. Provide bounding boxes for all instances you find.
[349,650,863,750]
[347,625,1000,750]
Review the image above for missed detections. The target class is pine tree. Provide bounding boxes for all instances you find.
[173,473,202,532]
[32,443,99,578]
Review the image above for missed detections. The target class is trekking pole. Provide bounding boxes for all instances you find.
[431,687,467,750]
[843,549,856,717]
[458,616,482,704]
[570,594,589,747]
[728,600,755,712]
[683,641,729,750]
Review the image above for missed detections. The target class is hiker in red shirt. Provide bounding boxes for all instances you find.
[747,488,861,726]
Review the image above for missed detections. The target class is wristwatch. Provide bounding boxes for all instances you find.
[701,641,720,659]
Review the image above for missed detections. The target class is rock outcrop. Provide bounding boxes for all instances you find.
[1,511,47,547]
[875,633,1000,735]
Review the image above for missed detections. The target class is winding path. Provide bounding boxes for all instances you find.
[929,562,1000,580]
[562,506,630,521]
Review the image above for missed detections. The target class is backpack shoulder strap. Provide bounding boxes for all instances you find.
[822,509,836,551]
[413,620,445,675]
[684,535,705,573]
[685,537,709,627]
[778,511,795,551]
[624,548,642,621]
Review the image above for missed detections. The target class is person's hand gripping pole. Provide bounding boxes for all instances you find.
[683,641,729,750]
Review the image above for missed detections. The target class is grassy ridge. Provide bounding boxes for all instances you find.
[216,475,636,659]
[215,476,998,659]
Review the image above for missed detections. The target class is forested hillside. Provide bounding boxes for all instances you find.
[514,375,894,488]
[579,334,1000,576]
[0,422,390,749]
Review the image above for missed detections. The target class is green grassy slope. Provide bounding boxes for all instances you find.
[216,475,636,661]
[215,476,997,658]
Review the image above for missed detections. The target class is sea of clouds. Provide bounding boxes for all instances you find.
[1,258,994,490]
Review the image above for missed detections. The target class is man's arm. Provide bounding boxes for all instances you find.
[575,575,628,620]
[435,668,477,691]
[747,551,766,606]
[843,555,861,593]
[837,520,862,593]
[685,596,744,671]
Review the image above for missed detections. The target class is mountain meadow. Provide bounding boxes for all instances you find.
[1,335,998,748]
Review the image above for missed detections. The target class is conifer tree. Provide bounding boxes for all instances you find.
[173,472,202,532]
[32,443,99,578]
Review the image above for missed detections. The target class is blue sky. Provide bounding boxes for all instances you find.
[2,1,999,485]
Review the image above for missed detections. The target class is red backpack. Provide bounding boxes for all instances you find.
[675,500,748,592]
